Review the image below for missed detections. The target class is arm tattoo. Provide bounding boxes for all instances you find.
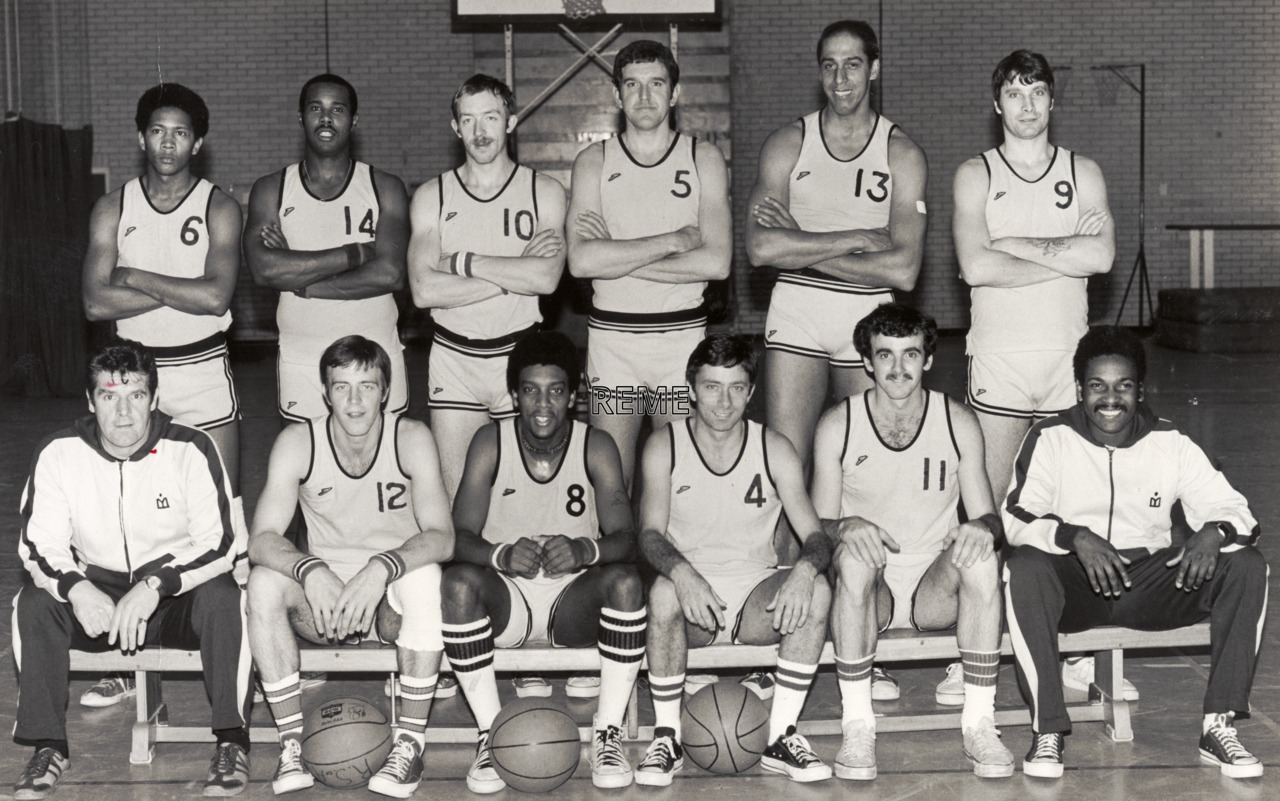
[1031,238,1070,257]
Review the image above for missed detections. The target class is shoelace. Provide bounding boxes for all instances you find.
[475,735,494,770]
[210,743,240,776]
[24,750,58,780]
[945,662,965,682]
[839,729,874,761]
[1030,734,1061,761]
[278,740,304,775]
[595,726,626,767]
[784,733,822,766]
[640,738,676,769]
[1210,723,1252,760]
[382,739,417,777]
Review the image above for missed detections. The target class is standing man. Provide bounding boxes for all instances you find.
[747,20,927,491]
[953,49,1115,498]
[1004,327,1266,779]
[13,342,249,799]
[440,332,646,793]
[812,304,1013,780]
[245,74,411,423]
[247,336,454,797]
[635,335,834,786]
[568,40,732,487]
[408,74,567,499]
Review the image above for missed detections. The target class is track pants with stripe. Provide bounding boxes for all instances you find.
[12,573,251,744]
[1004,545,1268,734]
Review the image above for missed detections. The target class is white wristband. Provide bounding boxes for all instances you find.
[584,538,601,567]
[489,542,511,573]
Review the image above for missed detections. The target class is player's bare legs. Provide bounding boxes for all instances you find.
[976,412,1031,503]
[431,408,492,500]
[590,404,645,490]
[831,365,875,405]
[830,547,891,780]
[765,351,828,469]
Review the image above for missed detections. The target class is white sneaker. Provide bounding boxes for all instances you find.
[833,720,876,781]
[962,717,1014,778]
[512,675,552,698]
[591,717,634,788]
[684,673,719,695]
[936,661,966,706]
[871,666,900,701]
[566,674,601,699]
[271,737,314,795]
[1062,657,1139,701]
[739,671,776,701]
[385,672,457,699]
[466,731,505,794]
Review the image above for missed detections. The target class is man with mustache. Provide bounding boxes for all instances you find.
[813,304,1012,780]
[245,74,411,424]
[407,74,567,502]
[1004,326,1266,779]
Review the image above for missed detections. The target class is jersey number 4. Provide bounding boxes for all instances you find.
[743,473,767,507]
[345,207,376,238]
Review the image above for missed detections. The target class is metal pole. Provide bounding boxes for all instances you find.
[3,0,12,115]
[50,0,61,125]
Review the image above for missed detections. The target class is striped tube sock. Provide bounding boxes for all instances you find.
[960,649,1000,730]
[769,657,819,741]
[597,607,647,728]
[395,673,437,748]
[649,673,685,740]
[261,673,304,741]
[443,617,502,731]
[836,654,876,729]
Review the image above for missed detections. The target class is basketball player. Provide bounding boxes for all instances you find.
[567,40,732,487]
[747,20,927,497]
[635,335,834,786]
[247,337,453,797]
[1004,327,1266,779]
[812,304,1013,780]
[408,74,567,500]
[13,342,249,798]
[441,332,645,792]
[245,74,410,423]
[953,49,1114,504]
[81,83,248,709]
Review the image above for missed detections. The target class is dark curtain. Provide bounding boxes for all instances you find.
[0,118,95,397]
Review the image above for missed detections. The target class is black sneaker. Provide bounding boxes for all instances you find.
[14,748,69,801]
[1199,714,1263,778]
[1022,732,1064,779]
[203,742,250,797]
[635,727,684,787]
[761,725,833,782]
[368,735,424,798]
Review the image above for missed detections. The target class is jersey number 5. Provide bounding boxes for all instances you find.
[671,170,692,199]
[744,473,766,507]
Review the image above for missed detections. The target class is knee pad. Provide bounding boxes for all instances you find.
[387,564,444,652]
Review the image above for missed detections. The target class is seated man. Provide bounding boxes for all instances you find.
[636,334,834,786]
[1005,326,1267,779]
[13,341,249,798]
[814,303,1013,780]
[247,336,454,798]
[441,332,646,793]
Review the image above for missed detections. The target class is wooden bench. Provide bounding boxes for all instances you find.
[70,622,1211,764]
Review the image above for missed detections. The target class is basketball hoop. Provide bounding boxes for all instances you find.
[564,0,606,19]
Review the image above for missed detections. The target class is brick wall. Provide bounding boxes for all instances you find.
[7,1,1280,336]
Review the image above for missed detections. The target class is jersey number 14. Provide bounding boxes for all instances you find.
[344,207,376,238]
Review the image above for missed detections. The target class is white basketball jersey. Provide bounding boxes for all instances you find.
[838,390,960,555]
[276,161,401,366]
[777,111,897,295]
[115,178,231,346]
[300,413,420,581]
[433,165,543,339]
[968,147,1087,355]
[666,420,780,578]
[592,133,704,320]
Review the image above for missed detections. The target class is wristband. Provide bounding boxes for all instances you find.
[975,512,1004,541]
[345,242,363,271]
[449,252,461,275]
[293,556,328,584]
[462,251,475,278]
[583,538,601,567]
[489,542,511,573]
[372,551,406,582]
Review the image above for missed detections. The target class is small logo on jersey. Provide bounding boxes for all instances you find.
[975,389,987,396]
[286,401,297,409]
[590,376,600,384]
[319,487,333,496]
[124,226,137,237]
[503,488,516,496]
[445,212,457,222]
[767,329,777,339]
[156,494,170,510]
[1149,492,1161,508]
[994,192,1006,201]
[795,171,810,181]
[677,485,691,494]
[283,207,295,216]
[855,455,868,466]
[607,172,622,182]
[432,387,443,395]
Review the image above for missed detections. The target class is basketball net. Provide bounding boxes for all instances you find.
[1094,70,1120,107]
[564,0,606,19]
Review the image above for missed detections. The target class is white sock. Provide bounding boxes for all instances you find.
[597,607,646,729]
[1204,712,1232,734]
[962,685,997,731]
[649,673,685,741]
[769,657,817,741]
[836,654,876,729]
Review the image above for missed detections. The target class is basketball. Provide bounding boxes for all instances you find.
[300,696,393,788]
[487,697,582,793]
[681,681,769,774]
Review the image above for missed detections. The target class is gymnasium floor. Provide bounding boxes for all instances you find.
[0,333,1276,800]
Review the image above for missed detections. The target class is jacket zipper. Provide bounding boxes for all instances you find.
[118,462,134,579]
[1105,447,1115,542]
